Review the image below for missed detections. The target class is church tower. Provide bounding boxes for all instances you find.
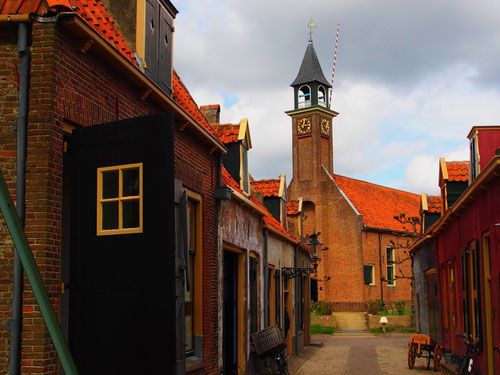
[286,37,339,185]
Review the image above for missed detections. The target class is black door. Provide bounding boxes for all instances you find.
[67,113,176,374]
[223,251,238,374]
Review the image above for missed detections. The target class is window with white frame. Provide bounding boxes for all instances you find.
[386,247,395,286]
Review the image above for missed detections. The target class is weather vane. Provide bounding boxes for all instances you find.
[308,19,317,41]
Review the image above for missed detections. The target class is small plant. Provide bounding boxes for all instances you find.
[371,326,395,334]
[366,299,386,315]
[311,325,335,335]
[395,301,406,315]
[312,300,334,315]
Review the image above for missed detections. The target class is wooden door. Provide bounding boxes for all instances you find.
[67,114,176,374]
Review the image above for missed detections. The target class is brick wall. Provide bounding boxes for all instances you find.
[0,25,20,375]
[0,21,220,374]
[175,129,219,374]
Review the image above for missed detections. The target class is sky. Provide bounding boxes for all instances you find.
[172,0,500,195]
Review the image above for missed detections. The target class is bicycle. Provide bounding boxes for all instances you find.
[261,348,290,375]
[456,335,480,375]
[251,325,290,375]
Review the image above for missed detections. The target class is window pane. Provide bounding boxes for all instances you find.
[123,168,140,197]
[122,200,140,228]
[188,200,196,252]
[102,171,119,199]
[102,201,119,229]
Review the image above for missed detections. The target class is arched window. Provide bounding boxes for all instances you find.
[298,85,311,108]
[318,86,326,107]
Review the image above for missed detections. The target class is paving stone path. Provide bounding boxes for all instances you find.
[288,333,446,375]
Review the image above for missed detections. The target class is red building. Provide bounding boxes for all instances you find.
[411,126,500,374]
[0,1,224,374]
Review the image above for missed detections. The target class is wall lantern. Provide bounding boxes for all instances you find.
[282,232,327,280]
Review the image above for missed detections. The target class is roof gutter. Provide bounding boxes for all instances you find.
[0,15,31,22]
[54,13,226,153]
[363,225,417,236]
[263,223,299,245]
[231,189,268,216]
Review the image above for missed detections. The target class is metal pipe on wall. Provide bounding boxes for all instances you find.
[9,21,30,375]
[263,229,269,327]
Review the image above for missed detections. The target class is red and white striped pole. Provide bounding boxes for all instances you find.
[329,22,340,109]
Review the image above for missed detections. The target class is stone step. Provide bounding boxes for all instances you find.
[331,312,368,331]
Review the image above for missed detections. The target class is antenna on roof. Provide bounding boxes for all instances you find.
[308,19,317,42]
[329,22,340,108]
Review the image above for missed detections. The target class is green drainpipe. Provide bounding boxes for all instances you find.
[0,169,79,375]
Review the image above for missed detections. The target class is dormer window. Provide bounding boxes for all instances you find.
[298,85,311,108]
[138,0,178,96]
[240,139,250,194]
[318,86,327,107]
[469,134,479,182]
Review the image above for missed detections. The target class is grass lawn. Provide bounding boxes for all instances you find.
[311,325,335,335]
[370,326,416,334]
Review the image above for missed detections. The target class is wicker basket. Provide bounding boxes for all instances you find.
[251,325,286,356]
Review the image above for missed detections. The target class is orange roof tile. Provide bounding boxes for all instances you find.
[251,179,280,197]
[0,0,70,15]
[172,70,217,137]
[287,200,299,215]
[222,167,298,243]
[212,123,240,144]
[0,0,137,65]
[427,195,441,213]
[446,161,469,182]
[333,174,421,232]
[222,166,241,193]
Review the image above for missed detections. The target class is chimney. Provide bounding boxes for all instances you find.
[200,104,221,124]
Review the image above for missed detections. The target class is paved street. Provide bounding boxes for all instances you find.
[288,333,446,375]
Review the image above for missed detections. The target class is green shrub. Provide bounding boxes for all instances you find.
[366,299,386,315]
[395,301,406,315]
[311,300,334,315]
[311,325,335,334]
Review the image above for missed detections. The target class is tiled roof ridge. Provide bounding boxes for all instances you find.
[446,160,470,165]
[172,70,216,137]
[333,173,420,198]
[222,167,297,243]
[252,178,280,184]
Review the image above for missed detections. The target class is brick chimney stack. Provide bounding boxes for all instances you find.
[200,104,221,124]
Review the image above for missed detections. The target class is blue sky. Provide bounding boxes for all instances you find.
[173,0,500,195]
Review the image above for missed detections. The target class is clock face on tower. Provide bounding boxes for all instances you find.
[320,119,331,136]
[297,117,311,135]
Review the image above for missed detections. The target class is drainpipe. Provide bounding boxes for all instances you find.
[294,244,299,355]
[9,21,30,375]
[263,229,269,327]
[378,232,384,308]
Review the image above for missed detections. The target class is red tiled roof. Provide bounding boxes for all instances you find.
[333,174,421,232]
[212,123,240,144]
[200,104,220,110]
[172,70,217,137]
[446,161,469,182]
[427,195,441,213]
[0,0,136,65]
[287,200,299,215]
[222,167,298,243]
[222,166,241,193]
[0,0,71,15]
[251,179,280,197]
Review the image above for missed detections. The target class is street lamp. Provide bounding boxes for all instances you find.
[282,232,326,280]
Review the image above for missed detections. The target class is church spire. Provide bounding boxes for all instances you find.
[291,41,331,88]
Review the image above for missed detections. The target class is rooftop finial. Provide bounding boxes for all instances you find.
[308,19,317,42]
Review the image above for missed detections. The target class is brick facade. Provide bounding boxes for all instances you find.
[0,21,220,374]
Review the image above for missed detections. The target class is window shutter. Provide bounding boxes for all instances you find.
[145,0,159,82]
[363,265,372,284]
[158,5,173,95]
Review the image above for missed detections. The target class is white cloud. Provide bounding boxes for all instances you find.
[173,1,500,192]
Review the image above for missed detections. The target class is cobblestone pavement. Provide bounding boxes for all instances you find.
[288,333,446,375]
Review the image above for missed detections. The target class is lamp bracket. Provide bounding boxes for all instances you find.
[282,267,315,281]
